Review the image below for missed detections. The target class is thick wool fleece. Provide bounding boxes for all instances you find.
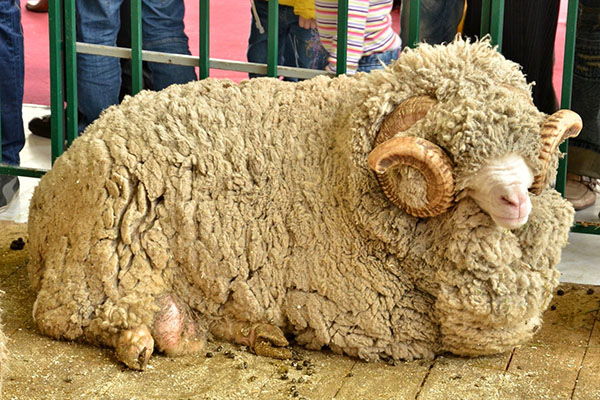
[27,38,574,362]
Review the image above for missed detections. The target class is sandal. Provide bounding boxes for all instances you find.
[565,173,598,211]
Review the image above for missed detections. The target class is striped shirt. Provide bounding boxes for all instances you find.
[315,0,401,74]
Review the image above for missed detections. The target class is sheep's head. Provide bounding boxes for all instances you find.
[367,96,582,229]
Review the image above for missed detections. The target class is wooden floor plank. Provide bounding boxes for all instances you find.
[335,358,432,399]
[98,342,284,400]
[507,343,586,399]
[5,328,125,399]
[504,284,598,400]
[1,220,599,399]
[534,284,600,347]
[572,307,600,400]
[227,347,356,400]
[415,352,567,400]
[0,221,28,284]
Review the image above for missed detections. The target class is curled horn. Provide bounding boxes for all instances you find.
[376,96,438,146]
[368,96,455,217]
[530,110,583,195]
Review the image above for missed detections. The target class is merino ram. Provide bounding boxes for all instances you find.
[27,39,581,370]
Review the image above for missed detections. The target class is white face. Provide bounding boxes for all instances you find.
[466,154,534,229]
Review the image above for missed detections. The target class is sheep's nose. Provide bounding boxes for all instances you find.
[499,192,531,218]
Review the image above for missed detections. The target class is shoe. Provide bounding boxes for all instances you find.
[0,175,20,214]
[565,173,598,211]
[28,114,51,138]
[25,0,48,12]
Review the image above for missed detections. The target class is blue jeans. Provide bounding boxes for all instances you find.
[568,0,600,178]
[76,0,196,131]
[400,0,465,48]
[247,0,328,80]
[357,48,400,73]
[0,0,24,166]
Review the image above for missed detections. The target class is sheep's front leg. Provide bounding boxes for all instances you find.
[210,319,292,359]
[112,325,155,370]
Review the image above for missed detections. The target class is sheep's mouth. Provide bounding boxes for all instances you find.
[490,214,529,229]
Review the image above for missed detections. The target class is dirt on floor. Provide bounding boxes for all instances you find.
[0,220,598,400]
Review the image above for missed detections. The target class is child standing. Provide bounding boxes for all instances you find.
[248,0,329,80]
[314,0,401,74]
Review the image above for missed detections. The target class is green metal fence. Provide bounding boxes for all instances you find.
[1,0,597,233]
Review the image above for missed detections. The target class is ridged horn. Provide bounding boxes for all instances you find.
[530,110,583,195]
[368,136,455,217]
[375,96,437,146]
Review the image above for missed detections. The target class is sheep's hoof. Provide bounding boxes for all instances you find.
[252,324,292,359]
[115,325,155,370]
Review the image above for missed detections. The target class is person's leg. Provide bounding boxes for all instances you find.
[247,0,288,79]
[0,0,25,166]
[278,5,301,82]
[568,0,600,179]
[463,0,560,115]
[141,0,196,91]
[76,0,124,131]
[565,0,600,210]
[401,0,465,48]
[287,15,329,72]
[118,0,153,101]
[0,0,23,211]
[357,48,400,73]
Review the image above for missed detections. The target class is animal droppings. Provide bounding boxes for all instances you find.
[9,237,24,250]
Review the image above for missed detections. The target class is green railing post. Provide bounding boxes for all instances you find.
[49,0,65,163]
[408,0,420,48]
[64,0,78,146]
[267,0,279,78]
[199,0,210,79]
[479,0,504,50]
[489,0,504,51]
[131,0,143,94]
[556,0,579,197]
[336,0,349,74]
[480,0,491,36]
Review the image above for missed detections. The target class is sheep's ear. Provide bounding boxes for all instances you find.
[530,110,583,195]
[368,136,455,218]
[375,96,437,146]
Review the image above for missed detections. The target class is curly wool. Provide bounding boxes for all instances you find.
[27,38,573,362]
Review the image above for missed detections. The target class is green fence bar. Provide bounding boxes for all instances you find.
[556,0,579,196]
[199,0,210,79]
[49,0,65,162]
[572,223,600,234]
[0,164,46,179]
[336,0,349,74]
[267,0,279,78]
[64,0,78,146]
[489,0,504,50]
[131,0,143,94]
[480,0,491,36]
[408,0,420,48]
